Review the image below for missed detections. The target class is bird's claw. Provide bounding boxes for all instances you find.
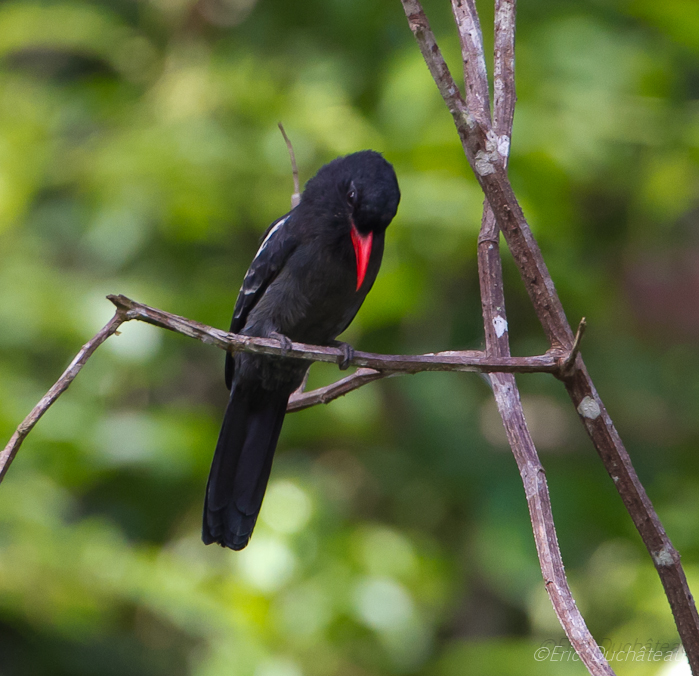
[271,331,293,357]
[333,341,355,370]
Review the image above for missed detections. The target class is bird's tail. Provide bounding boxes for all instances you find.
[203,383,289,550]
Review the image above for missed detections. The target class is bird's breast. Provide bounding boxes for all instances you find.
[243,230,384,348]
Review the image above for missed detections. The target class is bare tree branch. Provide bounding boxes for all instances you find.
[288,368,388,412]
[0,311,126,482]
[490,378,614,675]
[493,0,517,141]
[400,0,470,123]
[564,367,699,666]
[560,317,586,378]
[402,0,699,670]
[482,222,608,674]
[476,2,611,672]
[450,0,491,126]
[107,294,564,375]
[0,293,572,483]
[402,0,572,350]
[278,122,301,209]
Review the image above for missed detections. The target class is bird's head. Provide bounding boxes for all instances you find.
[302,150,400,290]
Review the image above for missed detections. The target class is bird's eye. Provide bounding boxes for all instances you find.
[347,184,357,206]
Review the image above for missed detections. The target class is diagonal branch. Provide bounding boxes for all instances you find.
[488,378,614,675]
[401,0,470,124]
[288,368,388,412]
[0,310,127,482]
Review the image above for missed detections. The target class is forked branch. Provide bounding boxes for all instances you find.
[400,0,699,672]
[0,293,574,483]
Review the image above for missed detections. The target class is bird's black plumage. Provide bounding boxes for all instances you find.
[203,150,400,550]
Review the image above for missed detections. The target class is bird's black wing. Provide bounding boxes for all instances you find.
[225,212,298,389]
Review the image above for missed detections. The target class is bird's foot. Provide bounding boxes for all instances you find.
[331,340,355,370]
[270,331,293,357]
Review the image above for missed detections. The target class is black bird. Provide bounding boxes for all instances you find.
[203,150,400,550]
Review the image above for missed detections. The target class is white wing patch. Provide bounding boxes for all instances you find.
[259,214,289,253]
[242,214,289,286]
[239,213,291,301]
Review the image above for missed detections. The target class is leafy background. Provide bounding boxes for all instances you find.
[0,0,698,674]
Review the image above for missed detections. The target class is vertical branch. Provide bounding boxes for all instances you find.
[450,0,491,126]
[278,122,301,209]
[492,0,516,139]
[479,0,515,352]
[476,2,612,673]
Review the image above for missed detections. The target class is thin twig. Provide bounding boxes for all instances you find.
[288,368,388,412]
[278,122,300,209]
[292,369,310,396]
[0,311,126,483]
[560,317,586,378]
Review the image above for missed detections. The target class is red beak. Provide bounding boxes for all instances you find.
[350,223,373,291]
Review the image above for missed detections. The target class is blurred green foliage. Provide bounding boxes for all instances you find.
[1,0,698,674]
